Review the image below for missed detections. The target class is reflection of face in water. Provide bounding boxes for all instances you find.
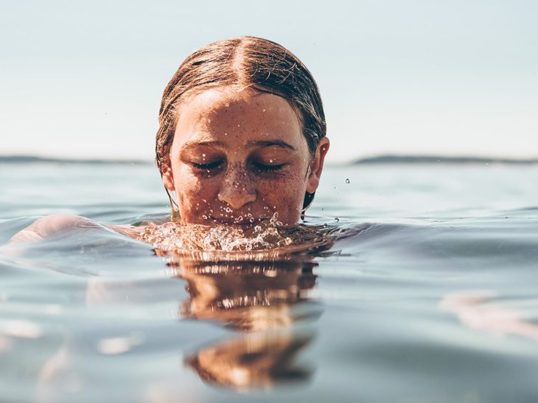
[174,259,318,330]
[186,331,313,390]
[171,257,321,390]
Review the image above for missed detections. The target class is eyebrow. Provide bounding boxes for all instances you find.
[246,140,296,150]
[181,139,296,151]
[181,140,224,149]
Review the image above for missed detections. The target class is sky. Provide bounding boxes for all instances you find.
[1,0,537,163]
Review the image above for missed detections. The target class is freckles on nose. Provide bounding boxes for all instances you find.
[217,165,257,209]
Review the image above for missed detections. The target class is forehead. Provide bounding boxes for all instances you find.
[174,87,304,145]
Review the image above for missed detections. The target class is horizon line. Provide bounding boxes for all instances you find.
[1,154,538,165]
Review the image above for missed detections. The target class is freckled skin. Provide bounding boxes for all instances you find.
[162,87,329,226]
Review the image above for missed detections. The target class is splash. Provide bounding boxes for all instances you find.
[137,214,334,261]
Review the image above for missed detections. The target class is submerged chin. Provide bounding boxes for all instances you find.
[204,214,279,227]
[179,211,301,227]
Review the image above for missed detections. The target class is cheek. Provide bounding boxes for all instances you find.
[174,171,218,212]
[257,175,307,214]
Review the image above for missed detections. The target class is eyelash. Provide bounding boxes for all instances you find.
[191,160,224,170]
[251,161,286,172]
[190,160,286,174]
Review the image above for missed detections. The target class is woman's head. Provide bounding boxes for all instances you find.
[156,36,329,225]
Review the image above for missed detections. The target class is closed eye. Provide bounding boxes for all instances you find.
[251,161,287,172]
[192,160,224,170]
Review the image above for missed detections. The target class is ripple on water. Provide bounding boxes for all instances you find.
[136,219,358,262]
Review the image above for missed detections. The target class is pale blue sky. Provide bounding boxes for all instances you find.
[1,0,537,162]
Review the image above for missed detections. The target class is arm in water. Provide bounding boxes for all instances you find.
[7,214,141,244]
[441,290,538,342]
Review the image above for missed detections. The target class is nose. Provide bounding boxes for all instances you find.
[217,165,257,210]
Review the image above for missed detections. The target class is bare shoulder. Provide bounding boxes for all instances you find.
[8,214,146,245]
[9,214,99,243]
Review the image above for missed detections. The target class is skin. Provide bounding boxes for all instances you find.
[5,86,329,244]
[162,86,330,226]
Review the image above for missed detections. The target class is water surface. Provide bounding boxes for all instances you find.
[1,161,538,403]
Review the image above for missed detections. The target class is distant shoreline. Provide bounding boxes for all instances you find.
[0,156,152,165]
[353,155,538,165]
[0,155,537,165]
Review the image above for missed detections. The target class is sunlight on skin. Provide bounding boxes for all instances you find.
[3,215,141,250]
[0,215,98,258]
[162,86,329,226]
[8,215,92,243]
[5,86,329,247]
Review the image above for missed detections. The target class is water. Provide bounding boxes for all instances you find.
[1,161,538,403]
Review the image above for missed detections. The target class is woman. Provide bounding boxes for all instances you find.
[10,36,330,247]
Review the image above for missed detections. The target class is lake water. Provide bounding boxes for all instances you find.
[1,161,538,403]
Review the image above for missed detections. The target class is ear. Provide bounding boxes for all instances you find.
[306,137,330,193]
[161,157,176,192]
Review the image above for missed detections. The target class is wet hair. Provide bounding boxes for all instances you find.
[155,36,327,209]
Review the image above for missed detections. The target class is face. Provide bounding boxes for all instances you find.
[162,87,329,226]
